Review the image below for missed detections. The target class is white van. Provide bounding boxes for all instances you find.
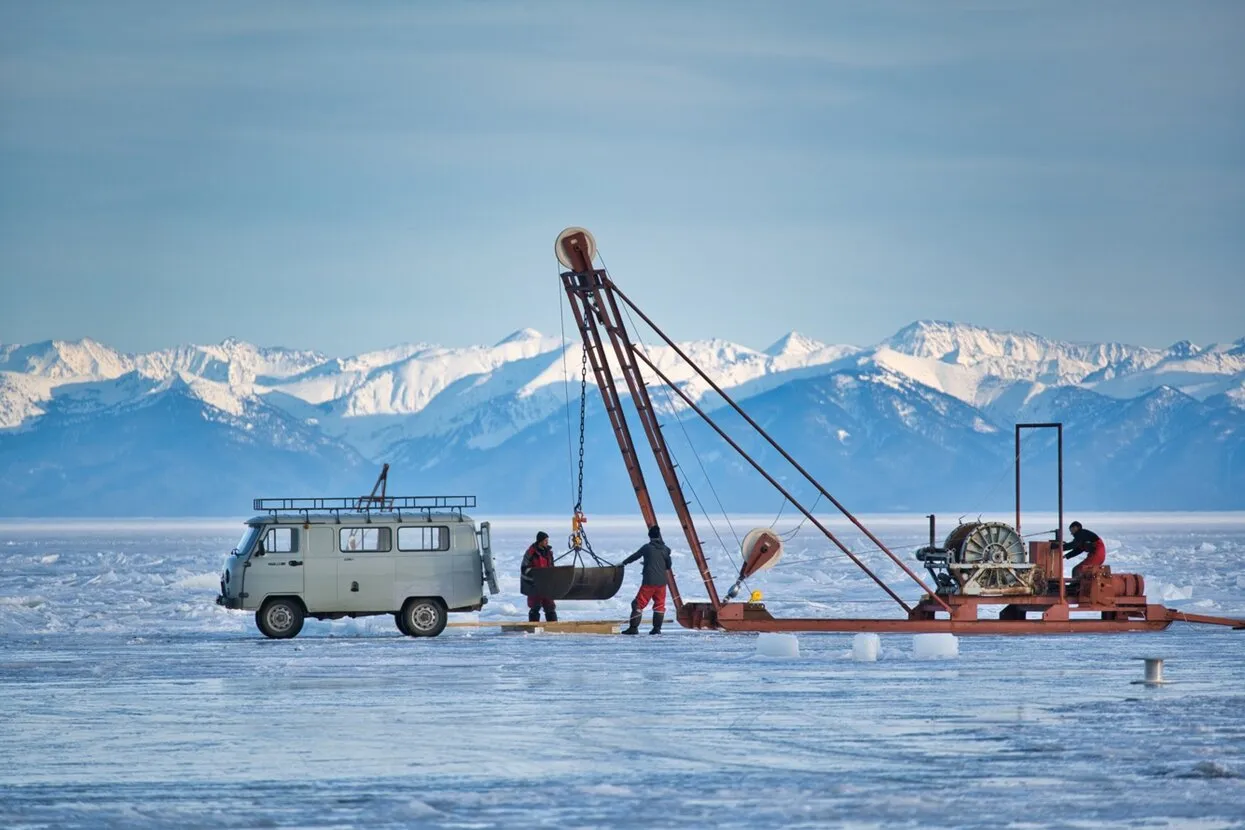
[216,495,499,639]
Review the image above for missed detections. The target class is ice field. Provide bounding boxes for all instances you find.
[2,514,1244,829]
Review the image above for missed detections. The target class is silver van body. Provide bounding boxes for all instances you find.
[216,502,498,639]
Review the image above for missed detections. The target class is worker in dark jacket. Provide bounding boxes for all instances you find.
[1063,521,1106,583]
[619,524,673,635]
[521,531,558,623]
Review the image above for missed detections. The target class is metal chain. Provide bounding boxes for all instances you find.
[575,343,588,512]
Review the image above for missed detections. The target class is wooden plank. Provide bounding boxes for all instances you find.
[500,622,618,635]
[447,619,623,635]
[447,619,627,628]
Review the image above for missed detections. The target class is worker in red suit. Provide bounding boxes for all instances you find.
[521,531,558,623]
[1064,521,1107,585]
[620,525,673,635]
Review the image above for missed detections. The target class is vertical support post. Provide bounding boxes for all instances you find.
[1014,424,1022,534]
[1015,422,1066,600]
[1057,422,1064,554]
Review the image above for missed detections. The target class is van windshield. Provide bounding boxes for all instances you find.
[232,526,261,556]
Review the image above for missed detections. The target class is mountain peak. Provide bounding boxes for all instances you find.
[494,328,546,346]
[1167,339,1202,359]
[765,331,827,357]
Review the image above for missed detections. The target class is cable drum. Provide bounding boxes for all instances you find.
[944,521,1038,596]
[945,522,1027,565]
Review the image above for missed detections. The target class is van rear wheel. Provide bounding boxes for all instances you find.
[395,612,412,636]
[256,598,304,639]
[401,598,447,638]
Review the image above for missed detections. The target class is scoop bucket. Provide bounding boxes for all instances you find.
[522,565,624,600]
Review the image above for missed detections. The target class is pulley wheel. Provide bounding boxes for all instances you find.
[555,227,597,270]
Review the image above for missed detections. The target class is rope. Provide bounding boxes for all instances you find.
[977,430,1025,511]
[612,281,739,545]
[778,527,1056,569]
[777,492,822,542]
[769,496,788,529]
[610,280,749,590]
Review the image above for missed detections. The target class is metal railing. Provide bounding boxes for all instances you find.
[252,495,477,521]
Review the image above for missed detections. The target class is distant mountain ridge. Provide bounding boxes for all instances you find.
[1,321,1242,516]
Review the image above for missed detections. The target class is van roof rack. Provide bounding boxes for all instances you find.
[252,495,477,522]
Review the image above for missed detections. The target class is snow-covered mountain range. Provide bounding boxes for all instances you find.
[2,321,1243,516]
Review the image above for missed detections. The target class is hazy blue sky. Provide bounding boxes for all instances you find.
[2,1,1242,355]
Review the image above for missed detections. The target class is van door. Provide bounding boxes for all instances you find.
[394,524,446,603]
[337,526,397,612]
[303,527,337,613]
[252,526,304,601]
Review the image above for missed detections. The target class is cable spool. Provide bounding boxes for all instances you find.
[945,522,1026,565]
[944,521,1040,595]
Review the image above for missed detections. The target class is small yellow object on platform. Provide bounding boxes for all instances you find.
[750,590,764,602]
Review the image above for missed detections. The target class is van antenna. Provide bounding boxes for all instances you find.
[358,464,390,510]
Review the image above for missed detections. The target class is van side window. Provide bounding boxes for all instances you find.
[340,527,391,553]
[397,526,450,552]
[264,527,298,553]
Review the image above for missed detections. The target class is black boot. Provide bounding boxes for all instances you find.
[545,607,558,623]
[528,607,541,623]
[649,611,664,635]
[621,602,641,635]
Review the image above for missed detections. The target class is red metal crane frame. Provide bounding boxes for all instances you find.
[557,231,1244,635]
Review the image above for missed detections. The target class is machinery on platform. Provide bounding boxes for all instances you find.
[918,520,1042,597]
[552,226,1245,635]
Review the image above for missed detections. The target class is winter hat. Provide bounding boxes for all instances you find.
[648,525,661,540]
[536,531,549,543]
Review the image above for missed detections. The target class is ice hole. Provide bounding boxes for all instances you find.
[851,633,880,661]
[755,632,800,659]
[912,633,959,659]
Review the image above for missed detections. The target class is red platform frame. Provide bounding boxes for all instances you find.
[556,230,1243,634]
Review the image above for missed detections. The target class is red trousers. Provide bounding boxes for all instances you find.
[527,595,556,611]
[1072,539,1107,578]
[633,584,667,614]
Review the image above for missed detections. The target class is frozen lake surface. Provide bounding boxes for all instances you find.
[2,514,1244,828]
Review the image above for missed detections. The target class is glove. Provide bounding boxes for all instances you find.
[1064,552,1076,560]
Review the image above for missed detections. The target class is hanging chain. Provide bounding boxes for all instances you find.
[575,343,588,511]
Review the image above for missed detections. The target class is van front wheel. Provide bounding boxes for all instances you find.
[401,598,447,638]
[257,598,304,639]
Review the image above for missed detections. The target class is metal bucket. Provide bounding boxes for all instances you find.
[522,565,624,600]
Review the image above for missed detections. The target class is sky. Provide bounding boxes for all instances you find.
[1,1,1243,357]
